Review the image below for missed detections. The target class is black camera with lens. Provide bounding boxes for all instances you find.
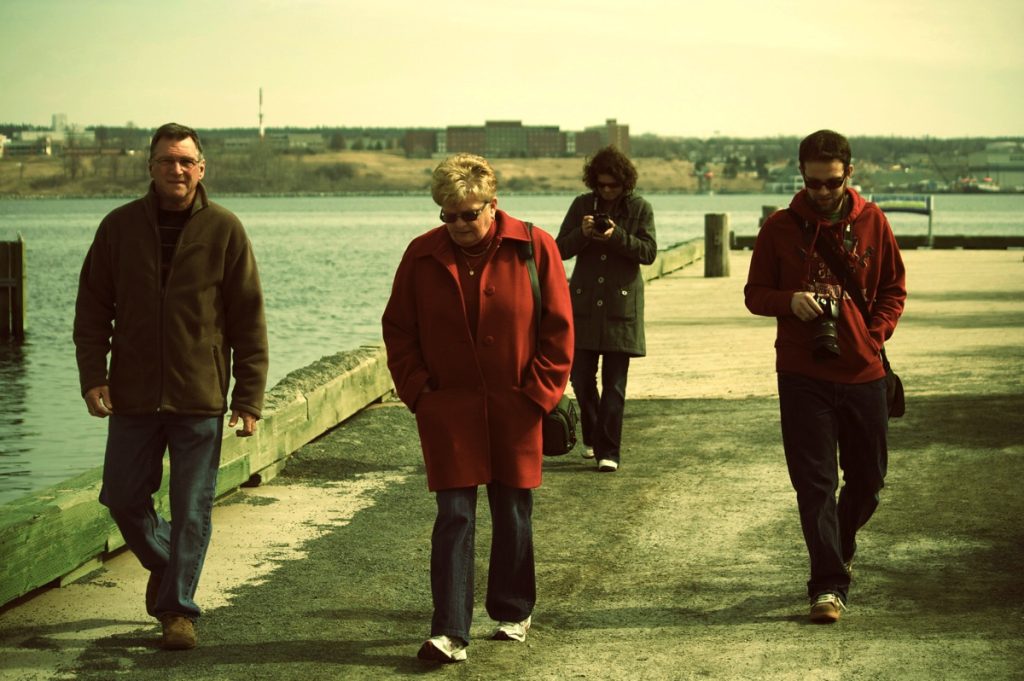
[811,295,841,360]
[593,213,611,231]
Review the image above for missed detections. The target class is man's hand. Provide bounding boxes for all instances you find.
[229,410,258,437]
[791,292,824,322]
[84,385,113,418]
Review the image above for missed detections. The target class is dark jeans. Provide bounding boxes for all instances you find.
[430,482,535,644]
[571,349,631,462]
[778,372,888,602]
[99,413,223,620]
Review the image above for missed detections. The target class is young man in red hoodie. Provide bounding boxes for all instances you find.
[745,130,906,623]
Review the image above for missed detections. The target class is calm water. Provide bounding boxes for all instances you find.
[1,192,1022,504]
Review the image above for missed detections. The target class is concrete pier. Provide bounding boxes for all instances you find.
[1,249,1021,680]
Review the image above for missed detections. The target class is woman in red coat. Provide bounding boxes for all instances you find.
[382,153,573,664]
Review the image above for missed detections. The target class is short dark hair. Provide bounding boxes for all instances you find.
[583,145,638,194]
[149,123,204,160]
[798,129,851,169]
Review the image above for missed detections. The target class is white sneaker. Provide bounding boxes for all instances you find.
[417,635,467,662]
[582,447,595,459]
[491,615,531,642]
[597,458,618,472]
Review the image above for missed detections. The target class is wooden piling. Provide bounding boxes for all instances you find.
[704,214,730,277]
[759,205,779,228]
[0,235,26,339]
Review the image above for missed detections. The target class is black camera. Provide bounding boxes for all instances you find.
[593,213,611,231]
[811,295,841,360]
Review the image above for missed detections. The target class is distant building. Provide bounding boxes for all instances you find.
[421,118,630,158]
[968,142,1024,190]
[402,129,441,158]
[266,132,326,153]
[3,137,52,157]
[11,114,94,153]
[576,119,631,157]
[446,125,487,156]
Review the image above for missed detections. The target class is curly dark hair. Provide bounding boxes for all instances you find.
[583,145,637,194]
[798,129,851,170]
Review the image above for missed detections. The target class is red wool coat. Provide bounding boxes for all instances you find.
[382,211,574,491]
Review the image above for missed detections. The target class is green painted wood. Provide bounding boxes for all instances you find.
[0,345,393,607]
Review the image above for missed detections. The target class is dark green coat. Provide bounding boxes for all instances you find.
[555,193,657,357]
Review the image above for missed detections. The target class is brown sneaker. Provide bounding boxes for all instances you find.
[809,593,846,624]
[160,614,197,650]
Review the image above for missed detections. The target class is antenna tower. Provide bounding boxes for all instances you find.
[258,88,265,142]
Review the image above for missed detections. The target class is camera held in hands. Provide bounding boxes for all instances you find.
[593,213,611,231]
[811,295,841,360]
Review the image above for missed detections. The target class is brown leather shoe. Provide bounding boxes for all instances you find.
[160,614,197,650]
[809,593,846,624]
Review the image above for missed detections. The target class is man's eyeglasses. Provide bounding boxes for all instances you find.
[596,180,622,190]
[153,156,202,171]
[803,175,847,190]
[440,203,490,224]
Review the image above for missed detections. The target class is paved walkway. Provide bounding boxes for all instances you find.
[2,250,1022,680]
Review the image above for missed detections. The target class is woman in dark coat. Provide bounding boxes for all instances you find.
[555,146,656,472]
[382,153,573,663]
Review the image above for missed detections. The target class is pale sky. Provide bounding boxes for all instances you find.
[2,0,1021,138]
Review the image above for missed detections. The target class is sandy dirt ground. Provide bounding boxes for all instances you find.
[1,250,1021,680]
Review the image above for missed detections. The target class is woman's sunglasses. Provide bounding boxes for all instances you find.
[439,203,490,224]
[803,175,847,190]
[596,180,622,189]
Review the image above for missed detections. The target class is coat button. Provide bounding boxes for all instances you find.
[596,300,604,307]
[575,288,582,294]
[597,276,605,284]
[483,335,495,345]
[621,289,628,295]
[600,254,607,261]
[484,286,495,296]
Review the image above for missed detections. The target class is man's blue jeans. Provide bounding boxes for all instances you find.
[571,349,631,463]
[99,413,223,620]
[778,372,888,603]
[430,482,535,645]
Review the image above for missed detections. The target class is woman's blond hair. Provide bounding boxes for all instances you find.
[431,153,497,207]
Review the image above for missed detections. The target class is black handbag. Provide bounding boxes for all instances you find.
[519,223,579,455]
[789,209,905,418]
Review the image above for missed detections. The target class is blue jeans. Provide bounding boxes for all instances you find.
[571,349,631,462]
[430,482,535,644]
[99,413,223,620]
[778,372,888,602]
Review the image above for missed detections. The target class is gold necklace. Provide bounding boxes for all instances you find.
[459,240,493,276]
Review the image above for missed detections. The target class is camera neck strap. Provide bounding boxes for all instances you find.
[786,208,891,369]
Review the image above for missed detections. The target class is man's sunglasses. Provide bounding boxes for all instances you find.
[440,203,490,224]
[596,180,622,189]
[803,175,847,190]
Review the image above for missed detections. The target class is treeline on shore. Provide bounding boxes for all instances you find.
[1,131,1021,198]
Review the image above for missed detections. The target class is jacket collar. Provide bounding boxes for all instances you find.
[789,186,867,228]
[143,181,209,219]
[419,209,529,261]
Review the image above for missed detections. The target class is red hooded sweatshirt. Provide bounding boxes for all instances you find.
[744,188,906,384]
